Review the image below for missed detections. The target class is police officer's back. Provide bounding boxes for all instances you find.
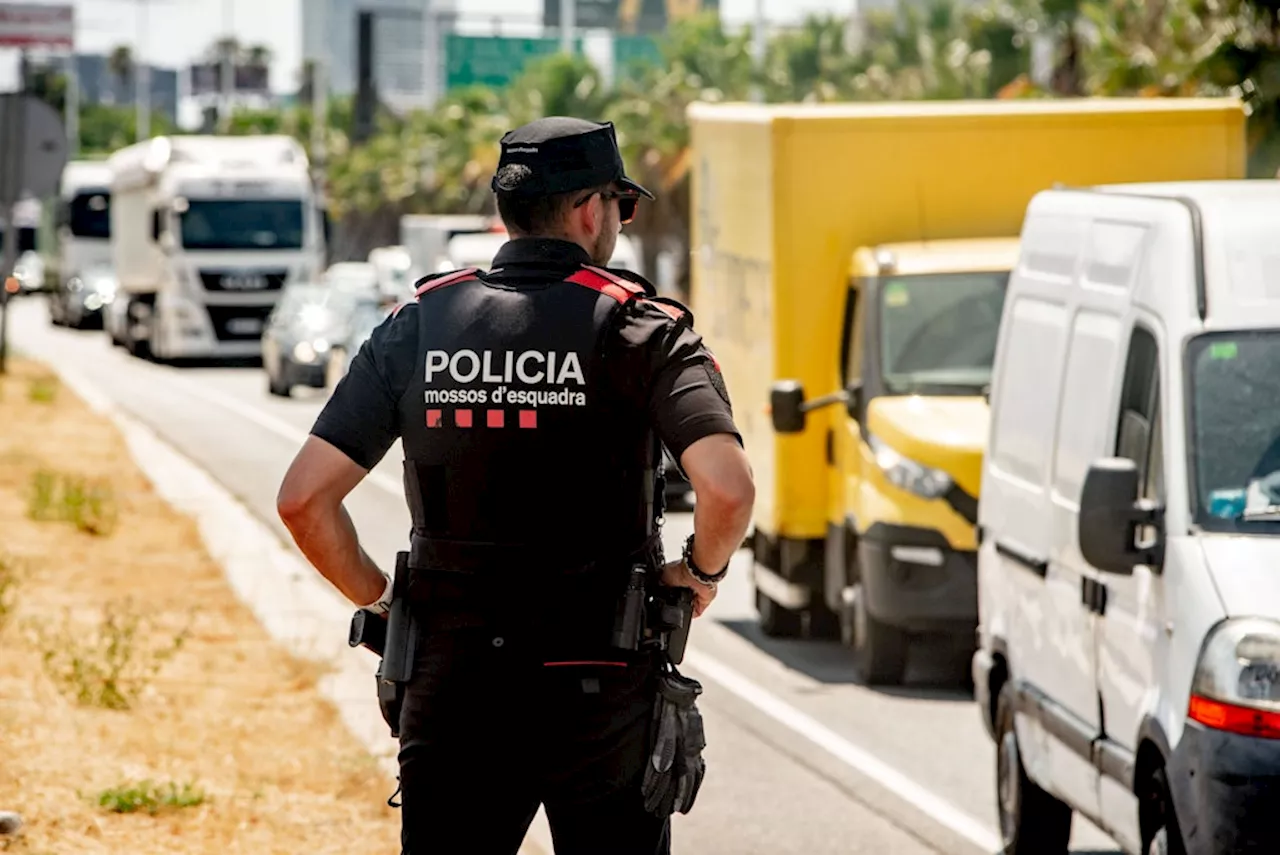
[277,117,755,855]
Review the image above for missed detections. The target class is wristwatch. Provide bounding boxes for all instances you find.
[362,573,394,616]
[682,534,729,587]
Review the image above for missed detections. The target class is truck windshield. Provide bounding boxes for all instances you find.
[1189,331,1280,533]
[878,271,1009,395]
[179,200,304,251]
[68,191,110,239]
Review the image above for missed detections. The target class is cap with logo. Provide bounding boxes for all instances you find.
[491,116,654,200]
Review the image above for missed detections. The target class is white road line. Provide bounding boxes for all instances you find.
[162,377,406,497]
[684,649,1001,854]
[139,367,1002,855]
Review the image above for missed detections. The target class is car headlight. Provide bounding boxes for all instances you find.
[293,340,318,363]
[867,433,953,499]
[1190,618,1280,739]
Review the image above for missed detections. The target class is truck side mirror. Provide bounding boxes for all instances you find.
[1079,458,1163,575]
[151,210,163,242]
[771,381,806,434]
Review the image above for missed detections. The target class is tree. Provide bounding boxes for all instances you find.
[107,45,134,91]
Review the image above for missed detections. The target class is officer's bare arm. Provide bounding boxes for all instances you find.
[277,435,389,608]
[681,433,755,576]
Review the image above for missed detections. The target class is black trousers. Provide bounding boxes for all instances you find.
[397,625,672,854]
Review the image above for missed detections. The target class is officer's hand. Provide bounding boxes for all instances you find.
[660,560,717,618]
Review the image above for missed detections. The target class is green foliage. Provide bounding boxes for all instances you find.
[0,551,22,632]
[27,373,58,404]
[35,599,190,711]
[96,780,205,814]
[28,469,119,537]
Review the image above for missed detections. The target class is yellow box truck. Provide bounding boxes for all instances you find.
[689,98,1247,683]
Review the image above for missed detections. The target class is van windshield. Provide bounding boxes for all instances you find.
[1190,331,1280,532]
[879,271,1009,395]
[68,191,110,239]
[179,200,304,251]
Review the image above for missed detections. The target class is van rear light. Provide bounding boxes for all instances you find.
[1189,694,1280,740]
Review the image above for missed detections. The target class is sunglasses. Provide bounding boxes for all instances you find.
[574,190,640,225]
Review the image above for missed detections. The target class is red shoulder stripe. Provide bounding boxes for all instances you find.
[565,268,640,304]
[414,267,480,298]
[647,301,685,321]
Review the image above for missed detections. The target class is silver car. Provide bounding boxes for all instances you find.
[263,284,378,397]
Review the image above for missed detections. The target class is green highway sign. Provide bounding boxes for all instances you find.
[445,35,583,91]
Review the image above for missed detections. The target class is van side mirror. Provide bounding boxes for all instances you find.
[771,381,807,434]
[151,210,163,242]
[845,381,863,420]
[1079,458,1163,575]
[770,380,855,434]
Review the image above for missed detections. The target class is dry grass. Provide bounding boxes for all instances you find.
[0,358,399,854]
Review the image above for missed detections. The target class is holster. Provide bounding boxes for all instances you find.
[641,665,708,817]
[374,552,417,738]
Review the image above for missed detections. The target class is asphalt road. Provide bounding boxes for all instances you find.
[7,296,1122,855]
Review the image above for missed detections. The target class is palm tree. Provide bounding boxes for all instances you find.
[107,45,134,94]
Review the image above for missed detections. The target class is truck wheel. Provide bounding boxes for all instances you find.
[852,583,908,685]
[996,681,1072,855]
[756,590,802,638]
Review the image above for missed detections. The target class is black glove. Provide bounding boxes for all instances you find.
[641,667,707,816]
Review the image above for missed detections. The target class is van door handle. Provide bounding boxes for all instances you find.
[995,539,1049,578]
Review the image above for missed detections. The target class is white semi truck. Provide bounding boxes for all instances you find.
[46,161,113,289]
[107,135,325,360]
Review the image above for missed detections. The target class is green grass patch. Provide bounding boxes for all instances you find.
[28,469,119,536]
[35,599,189,711]
[27,373,59,403]
[96,780,205,815]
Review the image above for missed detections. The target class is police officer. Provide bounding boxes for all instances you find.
[277,116,754,854]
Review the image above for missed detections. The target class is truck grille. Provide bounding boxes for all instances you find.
[206,305,274,341]
[199,269,288,292]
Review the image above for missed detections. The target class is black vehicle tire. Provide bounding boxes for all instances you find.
[757,589,803,638]
[1145,769,1186,855]
[806,604,842,640]
[268,371,292,398]
[996,681,1072,855]
[852,583,909,685]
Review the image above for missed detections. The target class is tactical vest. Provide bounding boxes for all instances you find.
[399,264,661,589]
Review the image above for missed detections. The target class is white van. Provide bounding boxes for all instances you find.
[973,180,1280,855]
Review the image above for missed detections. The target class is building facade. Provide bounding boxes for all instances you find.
[302,0,451,111]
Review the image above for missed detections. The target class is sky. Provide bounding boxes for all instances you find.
[0,0,858,94]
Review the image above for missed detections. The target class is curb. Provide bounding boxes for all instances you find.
[47,362,554,855]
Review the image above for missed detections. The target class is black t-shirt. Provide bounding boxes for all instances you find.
[311,238,740,472]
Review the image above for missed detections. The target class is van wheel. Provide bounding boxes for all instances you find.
[1145,770,1186,855]
[852,583,908,685]
[806,604,842,639]
[757,590,803,638]
[996,681,1071,855]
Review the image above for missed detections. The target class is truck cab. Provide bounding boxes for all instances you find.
[769,239,1016,683]
[108,136,325,361]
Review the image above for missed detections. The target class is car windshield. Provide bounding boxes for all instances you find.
[180,200,304,250]
[1189,331,1280,532]
[68,191,110,239]
[878,270,1010,395]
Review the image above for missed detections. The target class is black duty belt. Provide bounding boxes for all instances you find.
[408,533,663,578]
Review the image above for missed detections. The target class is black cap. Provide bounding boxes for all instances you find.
[491,117,654,200]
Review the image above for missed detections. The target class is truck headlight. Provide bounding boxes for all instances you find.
[867,433,953,499]
[1190,618,1280,739]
